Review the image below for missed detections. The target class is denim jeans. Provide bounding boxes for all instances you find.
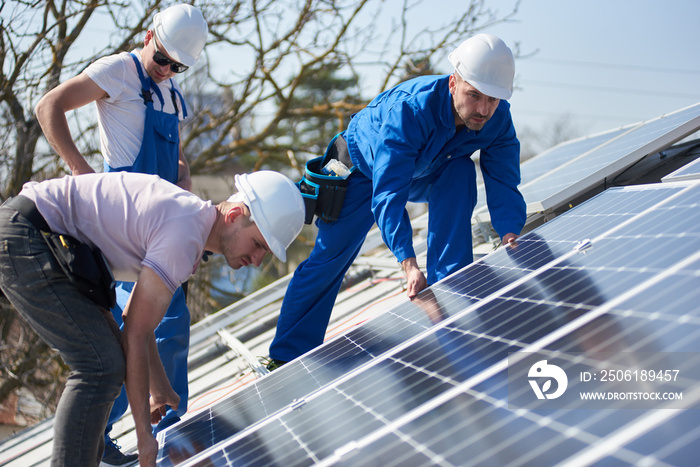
[0,206,125,467]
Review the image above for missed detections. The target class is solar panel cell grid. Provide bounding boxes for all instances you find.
[520,128,629,183]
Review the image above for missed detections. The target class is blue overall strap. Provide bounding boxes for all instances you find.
[129,53,165,108]
[169,80,188,119]
[108,53,180,184]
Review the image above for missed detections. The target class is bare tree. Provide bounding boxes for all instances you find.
[2,0,521,190]
[0,0,520,418]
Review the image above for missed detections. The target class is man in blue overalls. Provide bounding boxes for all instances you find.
[35,4,207,465]
[268,34,527,369]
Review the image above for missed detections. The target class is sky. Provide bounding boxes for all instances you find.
[31,0,700,143]
[471,0,700,137]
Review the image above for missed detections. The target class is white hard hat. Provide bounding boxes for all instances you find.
[448,33,515,100]
[153,4,208,67]
[230,171,305,262]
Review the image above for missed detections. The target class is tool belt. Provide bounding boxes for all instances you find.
[5,196,116,310]
[298,134,355,224]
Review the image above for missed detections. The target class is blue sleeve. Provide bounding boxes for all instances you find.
[479,112,526,238]
[371,100,430,263]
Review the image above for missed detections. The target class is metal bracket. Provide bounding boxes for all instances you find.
[217,329,269,377]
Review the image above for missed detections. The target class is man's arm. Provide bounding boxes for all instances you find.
[146,329,180,425]
[367,101,431,293]
[35,72,108,175]
[176,143,192,191]
[479,107,526,238]
[122,266,179,467]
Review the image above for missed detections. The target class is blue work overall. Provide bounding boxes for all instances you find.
[269,149,478,363]
[104,53,190,438]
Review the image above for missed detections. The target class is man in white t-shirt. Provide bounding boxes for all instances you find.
[35,5,208,464]
[0,170,305,467]
[35,3,204,188]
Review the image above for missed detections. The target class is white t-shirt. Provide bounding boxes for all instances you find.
[20,172,215,293]
[85,51,185,170]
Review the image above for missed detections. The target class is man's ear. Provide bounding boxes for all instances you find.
[448,73,456,96]
[224,205,245,224]
[144,29,154,47]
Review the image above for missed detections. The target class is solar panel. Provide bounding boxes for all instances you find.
[519,127,629,184]
[519,102,700,213]
[473,126,628,213]
[157,179,700,466]
[473,102,700,226]
[662,156,700,183]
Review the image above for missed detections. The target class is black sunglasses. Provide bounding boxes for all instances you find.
[152,39,188,73]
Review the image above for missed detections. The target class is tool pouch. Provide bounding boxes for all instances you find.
[298,157,349,224]
[298,134,354,224]
[42,232,116,310]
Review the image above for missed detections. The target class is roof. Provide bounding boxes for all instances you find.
[1,103,700,466]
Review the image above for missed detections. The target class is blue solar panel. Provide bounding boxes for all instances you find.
[474,126,628,213]
[519,102,700,211]
[663,155,700,182]
[520,127,629,184]
[157,180,700,466]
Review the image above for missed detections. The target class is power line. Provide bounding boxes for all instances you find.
[528,57,700,76]
[514,108,637,124]
[519,79,700,100]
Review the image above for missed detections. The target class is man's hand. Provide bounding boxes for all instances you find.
[137,432,158,467]
[401,257,428,298]
[149,388,180,425]
[502,232,519,248]
[410,289,445,323]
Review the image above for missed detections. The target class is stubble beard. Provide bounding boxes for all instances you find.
[464,113,489,131]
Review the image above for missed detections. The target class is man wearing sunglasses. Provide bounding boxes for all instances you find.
[35,4,207,466]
